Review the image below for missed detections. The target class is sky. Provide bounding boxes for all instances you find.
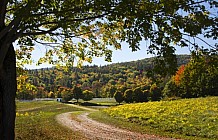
[23,41,191,69]
[15,1,217,70]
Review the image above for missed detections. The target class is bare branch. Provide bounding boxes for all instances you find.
[34,39,62,47]
[182,33,216,49]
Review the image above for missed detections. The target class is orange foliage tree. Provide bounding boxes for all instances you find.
[173,65,186,86]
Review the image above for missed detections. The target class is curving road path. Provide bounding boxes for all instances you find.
[56,104,181,140]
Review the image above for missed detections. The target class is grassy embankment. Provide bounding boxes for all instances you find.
[16,101,87,140]
[90,97,218,140]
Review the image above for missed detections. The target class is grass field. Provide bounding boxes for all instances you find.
[15,101,87,140]
[16,97,218,140]
[90,97,218,140]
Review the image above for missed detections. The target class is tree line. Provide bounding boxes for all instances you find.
[16,55,190,100]
[17,53,218,104]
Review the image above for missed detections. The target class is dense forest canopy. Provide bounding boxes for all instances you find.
[18,53,218,103]
[17,55,190,99]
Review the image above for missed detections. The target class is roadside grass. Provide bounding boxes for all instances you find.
[70,98,118,106]
[89,97,218,140]
[16,101,87,140]
[89,98,118,106]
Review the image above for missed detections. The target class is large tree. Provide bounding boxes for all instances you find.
[0,0,217,139]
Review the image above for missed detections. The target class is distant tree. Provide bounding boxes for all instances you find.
[109,86,117,98]
[82,90,94,101]
[150,84,162,101]
[118,85,128,94]
[178,52,218,98]
[173,65,186,86]
[114,91,124,105]
[108,79,116,85]
[48,91,55,98]
[61,88,73,102]
[81,82,91,91]
[92,81,102,97]
[133,87,144,102]
[163,79,179,98]
[142,90,149,102]
[36,87,45,98]
[124,89,133,103]
[73,86,83,103]
[16,74,37,100]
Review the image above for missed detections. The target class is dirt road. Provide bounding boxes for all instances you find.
[56,105,180,140]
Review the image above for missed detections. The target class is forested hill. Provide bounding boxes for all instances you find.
[26,55,190,98]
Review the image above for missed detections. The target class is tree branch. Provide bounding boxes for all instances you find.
[0,0,8,28]
[182,33,216,49]
[22,26,59,36]
[27,11,111,30]
[0,18,21,39]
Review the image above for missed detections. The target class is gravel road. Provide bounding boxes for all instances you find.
[56,109,181,140]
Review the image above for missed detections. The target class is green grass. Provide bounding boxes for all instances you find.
[89,98,118,106]
[90,97,218,140]
[71,98,118,106]
[16,101,87,140]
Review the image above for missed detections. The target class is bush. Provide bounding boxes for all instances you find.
[124,89,134,103]
[133,87,144,102]
[114,91,124,104]
[150,84,162,101]
[82,90,94,101]
[48,91,55,98]
[61,89,73,102]
[163,79,179,98]
[142,90,149,102]
[16,92,34,100]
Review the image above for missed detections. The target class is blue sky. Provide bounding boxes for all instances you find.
[23,41,191,69]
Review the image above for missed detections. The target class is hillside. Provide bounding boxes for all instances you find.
[97,96,218,140]
[25,55,190,98]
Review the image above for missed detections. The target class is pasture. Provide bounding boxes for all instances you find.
[16,97,218,140]
[90,97,218,140]
[15,101,86,140]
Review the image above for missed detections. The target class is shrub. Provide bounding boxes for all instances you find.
[82,90,94,101]
[16,92,34,100]
[48,91,55,98]
[124,89,134,103]
[163,79,179,98]
[142,90,149,102]
[133,87,144,102]
[61,89,73,102]
[150,84,162,101]
[114,91,124,104]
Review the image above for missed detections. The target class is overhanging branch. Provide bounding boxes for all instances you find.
[182,33,216,49]
[22,26,59,36]
[0,0,8,28]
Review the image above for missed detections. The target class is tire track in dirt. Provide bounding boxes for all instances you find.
[56,108,181,140]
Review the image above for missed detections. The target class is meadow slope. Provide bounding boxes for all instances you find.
[101,97,218,140]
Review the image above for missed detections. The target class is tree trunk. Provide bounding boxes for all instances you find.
[0,44,16,140]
